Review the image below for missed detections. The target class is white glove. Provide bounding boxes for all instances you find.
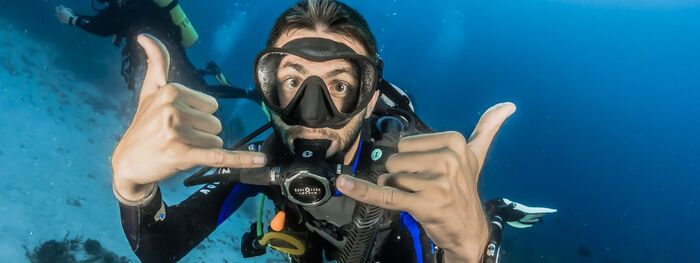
[55,5,76,25]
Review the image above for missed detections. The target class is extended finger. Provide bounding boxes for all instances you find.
[386,148,462,175]
[167,83,219,114]
[137,33,170,100]
[185,148,267,169]
[336,175,419,211]
[468,102,516,167]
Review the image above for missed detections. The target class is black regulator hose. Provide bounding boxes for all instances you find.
[199,85,260,103]
[183,122,272,186]
[338,117,404,263]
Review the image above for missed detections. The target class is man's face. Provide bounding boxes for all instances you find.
[276,56,360,113]
[270,28,378,157]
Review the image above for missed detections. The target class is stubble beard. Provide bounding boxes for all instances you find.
[271,110,366,159]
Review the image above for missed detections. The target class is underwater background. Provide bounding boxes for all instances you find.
[1,0,698,262]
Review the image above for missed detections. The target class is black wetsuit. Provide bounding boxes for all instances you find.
[118,129,444,263]
[73,0,243,99]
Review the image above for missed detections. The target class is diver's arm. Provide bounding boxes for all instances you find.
[110,34,268,262]
[118,181,259,262]
[72,4,120,36]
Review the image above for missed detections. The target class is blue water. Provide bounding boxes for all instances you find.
[1,0,698,262]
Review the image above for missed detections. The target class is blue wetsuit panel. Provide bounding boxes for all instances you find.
[217,183,261,225]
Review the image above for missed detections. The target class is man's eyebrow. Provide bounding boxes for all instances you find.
[325,67,356,78]
[282,62,306,74]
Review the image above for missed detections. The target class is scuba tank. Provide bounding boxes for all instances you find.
[152,0,199,47]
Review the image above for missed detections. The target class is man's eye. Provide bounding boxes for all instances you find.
[333,82,349,94]
[285,78,301,89]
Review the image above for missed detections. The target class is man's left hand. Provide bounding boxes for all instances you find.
[337,102,516,263]
[55,5,75,25]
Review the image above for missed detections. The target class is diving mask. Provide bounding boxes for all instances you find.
[254,37,383,129]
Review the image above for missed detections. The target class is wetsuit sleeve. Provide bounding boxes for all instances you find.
[118,181,259,263]
[73,5,119,36]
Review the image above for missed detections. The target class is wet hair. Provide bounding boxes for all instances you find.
[267,0,378,57]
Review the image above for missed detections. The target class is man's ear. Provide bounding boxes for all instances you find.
[364,90,381,118]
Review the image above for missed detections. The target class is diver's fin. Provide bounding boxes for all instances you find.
[506,221,533,228]
[503,198,557,214]
[498,198,557,228]
[518,212,554,223]
[512,203,558,214]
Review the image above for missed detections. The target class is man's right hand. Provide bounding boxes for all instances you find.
[111,34,266,202]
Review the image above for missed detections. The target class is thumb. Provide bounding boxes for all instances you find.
[468,102,517,168]
[136,33,170,102]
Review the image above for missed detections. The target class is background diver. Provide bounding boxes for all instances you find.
[55,0,251,100]
[109,0,555,262]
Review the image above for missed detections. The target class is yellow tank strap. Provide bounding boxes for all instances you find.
[258,232,306,256]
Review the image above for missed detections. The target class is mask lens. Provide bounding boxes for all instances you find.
[256,52,375,115]
[256,52,286,108]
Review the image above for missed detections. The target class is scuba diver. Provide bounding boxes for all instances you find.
[55,0,249,99]
[109,0,553,262]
